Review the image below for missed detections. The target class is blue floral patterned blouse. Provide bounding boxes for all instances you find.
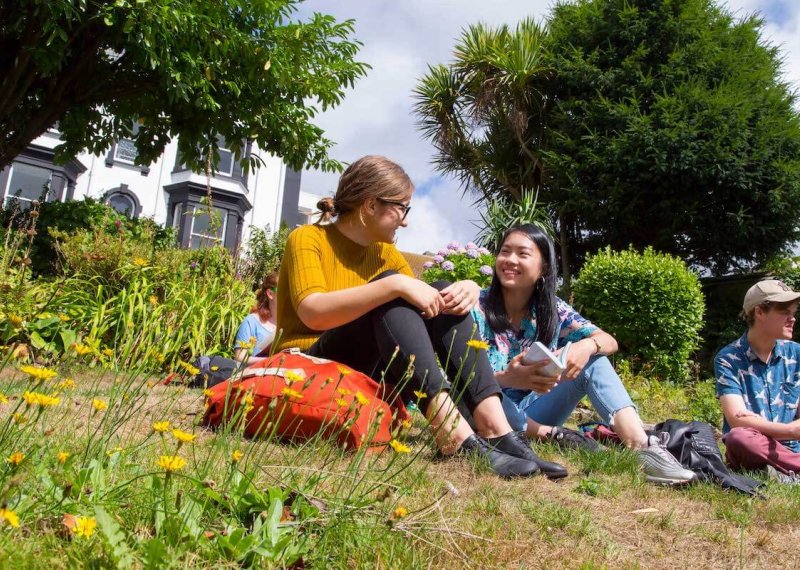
[470,288,598,373]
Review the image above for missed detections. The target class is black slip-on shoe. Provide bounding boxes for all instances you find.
[458,433,540,479]
[487,431,569,481]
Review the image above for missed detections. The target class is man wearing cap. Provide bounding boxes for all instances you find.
[714,279,800,477]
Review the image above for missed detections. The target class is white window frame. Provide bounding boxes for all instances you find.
[113,138,138,165]
[216,146,234,177]
[188,205,228,248]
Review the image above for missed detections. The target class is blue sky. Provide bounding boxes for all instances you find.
[295,0,800,253]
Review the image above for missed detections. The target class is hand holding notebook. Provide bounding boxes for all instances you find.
[522,341,572,377]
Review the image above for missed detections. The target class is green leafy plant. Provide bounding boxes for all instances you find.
[475,189,555,253]
[421,241,495,288]
[239,224,291,290]
[573,247,705,381]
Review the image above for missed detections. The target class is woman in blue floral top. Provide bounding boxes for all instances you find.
[470,224,696,485]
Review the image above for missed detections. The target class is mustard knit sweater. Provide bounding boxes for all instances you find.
[275,223,413,351]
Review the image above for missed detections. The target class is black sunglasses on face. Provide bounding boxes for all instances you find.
[377,198,411,221]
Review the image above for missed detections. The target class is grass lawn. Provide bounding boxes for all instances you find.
[0,368,797,569]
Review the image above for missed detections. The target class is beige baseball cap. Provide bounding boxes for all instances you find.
[743,279,800,313]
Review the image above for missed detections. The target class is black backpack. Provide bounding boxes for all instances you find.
[188,355,241,389]
[652,419,763,496]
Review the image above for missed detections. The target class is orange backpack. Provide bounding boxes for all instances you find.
[202,350,411,451]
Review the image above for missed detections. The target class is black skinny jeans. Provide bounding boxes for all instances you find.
[306,273,501,419]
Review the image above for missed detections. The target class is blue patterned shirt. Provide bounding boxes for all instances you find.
[714,332,800,452]
[470,289,598,374]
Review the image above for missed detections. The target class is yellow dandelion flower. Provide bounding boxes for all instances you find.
[102,348,114,358]
[335,398,349,407]
[284,370,305,383]
[236,338,255,350]
[243,392,255,406]
[202,388,214,398]
[393,506,408,519]
[57,451,70,464]
[19,365,58,381]
[7,452,25,465]
[231,450,244,463]
[155,353,165,364]
[413,391,427,400]
[132,257,148,267]
[58,313,70,322]
[8,314,23,327]
[148,295,158,306]
[401,418,413,429]
[152,421,170,433]
[336,364,351,375]
[0,508,20,528]
[0,393,8,405]
[281,387,303,399]
[92,399,108,412]
[336,387,352,396]
[106,446,123,457]
[22,391,60,408]
[72,343,93,356]
[389,440,411,454]
[72,516,97,538]
[13,413,27,425]
[178,361,200,376]
[466,339,489,351]
[157,455,186,472]
[171,429,196,444]
[355,391,370,406]
[57,379,76,390]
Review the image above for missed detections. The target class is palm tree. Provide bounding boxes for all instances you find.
[414,18,574,284]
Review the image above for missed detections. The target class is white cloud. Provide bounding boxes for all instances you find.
[296,1,800,254]
[395,177,483,253]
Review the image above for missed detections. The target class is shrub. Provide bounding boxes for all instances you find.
[239,224,290,290]
[0,198,176,276]
[420,241,495,288]
[572,247,704,381]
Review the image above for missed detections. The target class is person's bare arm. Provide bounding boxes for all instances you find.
[233,348,270,366]
[720,394,800,440]
[297,274,445,330]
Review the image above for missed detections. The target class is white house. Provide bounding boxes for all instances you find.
[0,128,307,251]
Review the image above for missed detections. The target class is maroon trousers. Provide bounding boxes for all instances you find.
[724,427,800,474]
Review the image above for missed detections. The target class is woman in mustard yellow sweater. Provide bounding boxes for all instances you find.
[275,155,565,479]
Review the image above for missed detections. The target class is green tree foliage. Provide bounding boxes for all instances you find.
[415,0,800,277]
[546,0,800,274]
[572,247,705,381]
[0,1,369,172]
[414,19,551,203]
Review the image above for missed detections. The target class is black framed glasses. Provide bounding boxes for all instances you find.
[377,198,411,221]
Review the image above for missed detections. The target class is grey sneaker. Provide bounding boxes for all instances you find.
[767,465,800,485]
[637,433,697,485]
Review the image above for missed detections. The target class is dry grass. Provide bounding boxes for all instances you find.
[2,368,797,569]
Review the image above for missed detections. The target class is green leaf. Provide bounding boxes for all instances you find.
[95,506,138,569]
[29,331,47,350]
